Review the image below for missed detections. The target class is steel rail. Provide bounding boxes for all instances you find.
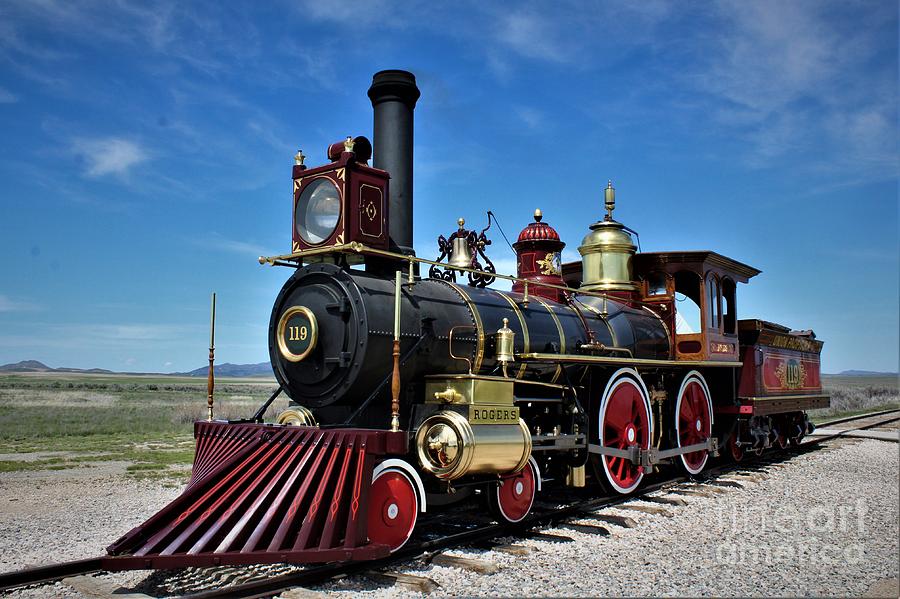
[0,557,104,593]
[1,408,895,596]
[815,407,899,428]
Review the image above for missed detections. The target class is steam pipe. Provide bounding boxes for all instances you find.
[368,70,420,256]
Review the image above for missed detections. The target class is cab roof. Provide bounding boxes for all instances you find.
[633,251,761,283]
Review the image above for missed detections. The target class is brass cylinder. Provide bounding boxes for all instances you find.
[578,220,638,292]
[275,405,317,427]
[415,410,531,480]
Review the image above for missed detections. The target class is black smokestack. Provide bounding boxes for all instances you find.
[368,70,420,256]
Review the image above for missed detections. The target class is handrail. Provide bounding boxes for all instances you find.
[517,352,742,368]
[259,242,666,310]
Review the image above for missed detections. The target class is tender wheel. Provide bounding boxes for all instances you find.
[368,466,419,552]
[774,429,789,450]
[728,432,744,462]
[488,459,538,523]
[598,369,652,494]
[675,371,713,475]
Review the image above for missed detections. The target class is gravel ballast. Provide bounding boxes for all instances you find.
[1,439,897,598]
[312,439,899,597]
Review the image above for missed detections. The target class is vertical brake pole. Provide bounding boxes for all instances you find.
[390,271,401,432]
[207,292,216,422]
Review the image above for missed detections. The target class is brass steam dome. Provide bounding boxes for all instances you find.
[578,181,639,293]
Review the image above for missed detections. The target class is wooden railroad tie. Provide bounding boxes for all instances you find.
[525,531,575,543]
[704,479,745,489]
[589,513,638,528]
[723,473,768,482]
[618,504,674,517]
[280,587,328,598]
[562,522,611,536]
[62,575,154,599]
[365,571,440,593]
[430,554,499,574]
[667,488,719,498]
[488,543,531,556]
[686,484,729,494]
[642,495,687,506]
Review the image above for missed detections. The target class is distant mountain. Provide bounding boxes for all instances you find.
[0,360,113,374]
[179,362,273,378]
[827,370,898,377]
[0,360,52,372]
[1,359,270,378]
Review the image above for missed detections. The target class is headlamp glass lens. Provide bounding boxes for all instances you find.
[296,178,341,245]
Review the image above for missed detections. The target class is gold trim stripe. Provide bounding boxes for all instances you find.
[496,291,529,379]
[534,297,565,383]
[740,394,829,402]
[444,280,485,373]
[641,305,672,352]
[578,299,619,348]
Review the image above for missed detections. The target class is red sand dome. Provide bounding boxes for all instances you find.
[515,209,561,244]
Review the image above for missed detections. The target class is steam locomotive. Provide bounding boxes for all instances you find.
[103,70,828,569]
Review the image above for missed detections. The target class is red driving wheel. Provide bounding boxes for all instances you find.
[367,467,418,552]
[675,373,712,475]
[489,459,537,523]
[599,371,652,494]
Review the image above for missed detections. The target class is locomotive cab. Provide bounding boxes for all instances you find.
[632,251,760,362]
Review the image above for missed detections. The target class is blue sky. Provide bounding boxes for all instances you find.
[0,1,896,374]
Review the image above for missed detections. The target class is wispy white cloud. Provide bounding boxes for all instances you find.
[514,106,544,131]
[2,0,261,82]
[71,137,148,177]
[0,294,38,312]
[691,1,898,179]
[195,233,275,258]
[0,87,17,103]
[0,323,202,353]
[294,0,403,27]
[496,10,568,63]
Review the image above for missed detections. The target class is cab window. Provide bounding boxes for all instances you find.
[707,274,720,330]
[722,278,736,334]
[674,271,701,334]
[645,271,668,297]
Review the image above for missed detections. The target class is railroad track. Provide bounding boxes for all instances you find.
[2,408,897,598]
[814,407,899,431]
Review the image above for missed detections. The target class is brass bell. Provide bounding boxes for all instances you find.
[448,217,473,269]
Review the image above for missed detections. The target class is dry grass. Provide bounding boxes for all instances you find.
[811,375,899,420]
[0,373,284,477]
[0,372,895,473]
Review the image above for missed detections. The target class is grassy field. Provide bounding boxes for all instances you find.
[812,375,899,422]
[0,372,280,482]
[0,371,895,479]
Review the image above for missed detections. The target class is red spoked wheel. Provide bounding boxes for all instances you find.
[675,372,713,475]
[367,467,419,552]
[488,459,538,523]
[774,428,789,450]
[728,432,744,462]
[599,369,652,494]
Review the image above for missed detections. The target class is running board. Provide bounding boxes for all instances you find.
[103,421,407,570]
[588,438,719,468]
